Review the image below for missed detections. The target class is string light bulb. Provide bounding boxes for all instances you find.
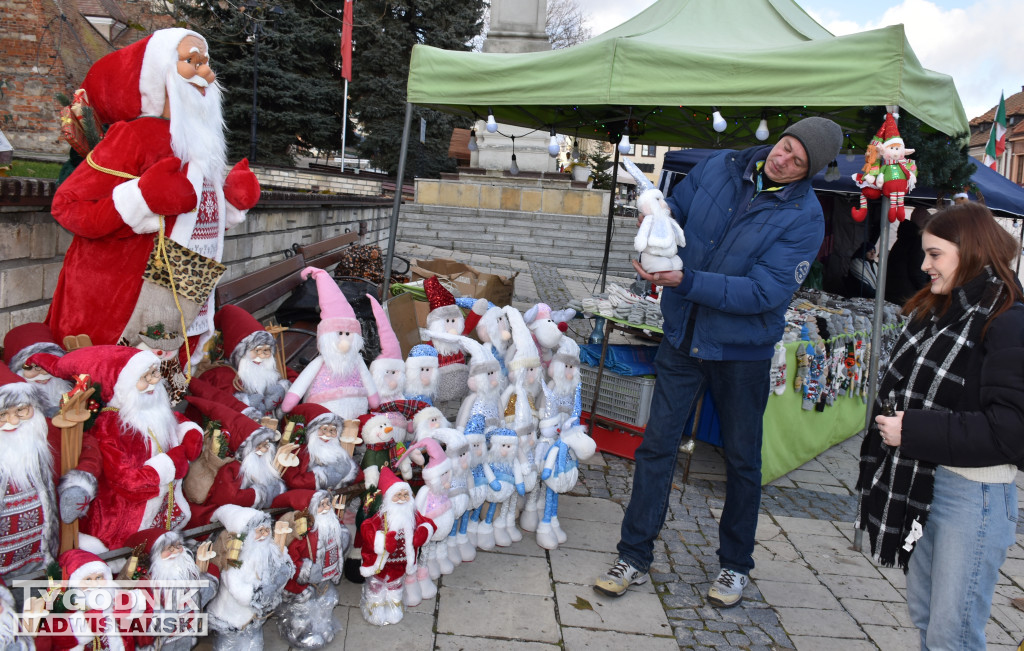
[509,136,519,175]
[486,109,497,133]
[755,114,770,141]
[548,129,560,157]
[467,128,478,152]
[712,108,727,133]
[617,133,631,155]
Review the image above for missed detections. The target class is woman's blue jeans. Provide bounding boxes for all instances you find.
[617,337,771,575]
[906,466,1017,650]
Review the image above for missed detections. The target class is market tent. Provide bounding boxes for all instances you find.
[405,0,969,147]
[660,150,1024,218]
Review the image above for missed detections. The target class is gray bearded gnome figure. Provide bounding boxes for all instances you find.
[273,489,350,650]
[358,467,436,626]
[280,403,358,492]
[207,505,294,651]
[122,528,219,651]
[2,323,73,413]
[28,346,203,555]
[199,305,291,418]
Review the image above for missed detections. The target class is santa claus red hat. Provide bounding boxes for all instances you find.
[281,401,340,437]
[214,305,273,363]
[423,276,462,323]
[300,267,361,337]
[377,466,408,500]
[27,345,159,404]
[0,361,41,411]
[399,437,451,483]
[81,28,206,125]
[184,396,276,458]
[59,549,111,585]
[187,375,254,419]
[270,488,329,515]
[211,504,270,535]
[3,322,64,371]
[880,112,903,147]
[124,528,183,558]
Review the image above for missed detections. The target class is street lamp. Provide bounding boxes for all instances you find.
[241,2,283,162]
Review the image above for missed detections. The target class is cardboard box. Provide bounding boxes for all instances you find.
[385,291,429,358]
[410,258,517,307]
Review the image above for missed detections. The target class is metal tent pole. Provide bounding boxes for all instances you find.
[598,145,622,293]
[381,102,414,302]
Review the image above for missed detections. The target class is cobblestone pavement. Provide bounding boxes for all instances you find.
[195,243,1024,650]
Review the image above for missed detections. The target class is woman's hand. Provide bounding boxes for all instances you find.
[875,411,904,447]
[631,259,683,287]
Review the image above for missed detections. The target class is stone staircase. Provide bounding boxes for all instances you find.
[395,203,639,276]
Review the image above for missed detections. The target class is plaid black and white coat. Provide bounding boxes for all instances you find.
[856,269,1024,568]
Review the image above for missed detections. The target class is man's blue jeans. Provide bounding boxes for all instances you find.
[617,337,771,575]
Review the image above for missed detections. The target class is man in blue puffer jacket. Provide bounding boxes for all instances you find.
[595,117,843,608]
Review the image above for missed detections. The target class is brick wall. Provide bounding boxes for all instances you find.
[251,164,383,197]
[0,189,394,341]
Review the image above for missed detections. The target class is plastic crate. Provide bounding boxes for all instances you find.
[580,364,656,428]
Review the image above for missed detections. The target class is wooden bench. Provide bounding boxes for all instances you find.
[293,231,360,271]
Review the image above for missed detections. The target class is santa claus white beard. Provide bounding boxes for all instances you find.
[550,367,580,397]
[405,366,438,396]
[239,447,284,493]
[0,599,17,647]
[20,372,73,409]
[237,355,283,396]
[165,69,226,186]
[238,533,281,580]
[0,410,54,491]
[319,332,364,378]
[379,498,416,549]
[312,510,344,550]
[306,431,345,466]
[114,382,178,452]
[150,548,200,608]
[427,321,462,355]
[372,366,405,402]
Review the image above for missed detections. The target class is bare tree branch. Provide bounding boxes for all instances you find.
[546,0,591,49]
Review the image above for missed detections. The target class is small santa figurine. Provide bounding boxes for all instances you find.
[282,268,379,418]
[420,276,487,404]
[47,549,149,651]
[47,28,261,366]
[133,322,190,402]
[272,489,349,649]
[122,528,218,651]
[206,505,294,650]
[0,362,61,580]
[358,467,435,626]
[183,396,295,526]
[29,346,203,554]
[404,344,439,405]
[200,305,292,418]
[280,403,358,492]
[2,322,72,411]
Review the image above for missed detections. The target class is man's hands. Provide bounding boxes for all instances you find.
[631,259,683,287]
[138,157,197,216]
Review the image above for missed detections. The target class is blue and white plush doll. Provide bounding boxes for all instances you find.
[535,385,597,550]
[462,414,491,560]
[622,157,686,274]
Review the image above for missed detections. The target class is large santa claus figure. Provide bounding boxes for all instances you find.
[47,28,261,367]
[2,323,73,412]
[28,346,203,553]
[280,403,358,492]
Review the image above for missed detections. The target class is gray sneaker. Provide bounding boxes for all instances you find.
[594,559,648,597]
[707,568,748,608]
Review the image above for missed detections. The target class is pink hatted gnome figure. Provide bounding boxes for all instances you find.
[29,346,203,553]
[274,489,349,650]
[454,336,504,429]
[201,304,291,418]
[368,295,407,406]
[358,467,436,626]
[404,344,439,406]
[423,426,472,570]
[207,505,294,650]
[421,276,488,403]
[871,112,917,222]
[282,267,380,418]
[3,322,73,410]
[523,303,576,369]
[395,438,454,606]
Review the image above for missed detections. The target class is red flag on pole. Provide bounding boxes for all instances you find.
[341,0,353,82]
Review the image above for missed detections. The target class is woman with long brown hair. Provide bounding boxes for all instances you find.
[856,202,1024,650]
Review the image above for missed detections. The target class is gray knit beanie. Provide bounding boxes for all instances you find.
[781,117,843,179]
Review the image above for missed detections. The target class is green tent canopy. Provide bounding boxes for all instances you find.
[406,0,969,146]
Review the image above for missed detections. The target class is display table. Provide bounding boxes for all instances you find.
[583,317,868,484]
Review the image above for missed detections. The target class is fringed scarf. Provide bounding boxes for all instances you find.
[855,268,1005,569]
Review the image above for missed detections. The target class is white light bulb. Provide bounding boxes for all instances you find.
[845,149,856,162]
[712,110,727,133]
[509,155,519,175]
[486,113,498,133]
[548,135,560,157]
[571,143,580,160]
[755,119,769,141]
[468,131,478,152]
[617,134,631,155]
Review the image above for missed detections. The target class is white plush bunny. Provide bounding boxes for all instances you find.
[634,187,686,273]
